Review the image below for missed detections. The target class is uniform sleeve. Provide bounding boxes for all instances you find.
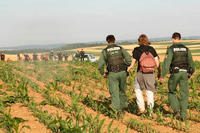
[187,49,195,74]
[122,47,132,66]
[161,48,173,78]
[98,50,106,75]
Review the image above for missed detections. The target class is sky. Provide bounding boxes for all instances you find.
[0,0,200,47]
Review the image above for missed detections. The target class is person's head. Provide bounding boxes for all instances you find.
[172,32,181,43]
[106,35,116,44]
[138,34,150,45]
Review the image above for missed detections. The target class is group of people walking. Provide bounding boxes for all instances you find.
[18,50,69,62]
[98,32,195,121]
[75,49,85,61]
[50,50,69,61]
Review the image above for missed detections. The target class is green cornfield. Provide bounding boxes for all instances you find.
[0,57,199,133]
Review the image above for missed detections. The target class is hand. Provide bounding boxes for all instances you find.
[103,74,107,78]
[159,78,165,82]
[188,74,193,79]
[127,67,132,72]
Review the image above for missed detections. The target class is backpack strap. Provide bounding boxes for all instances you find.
[138,46,151,59]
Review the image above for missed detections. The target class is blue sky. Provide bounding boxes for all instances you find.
[0,0,200,46]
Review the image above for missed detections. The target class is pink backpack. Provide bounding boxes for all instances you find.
[139,52,156,73]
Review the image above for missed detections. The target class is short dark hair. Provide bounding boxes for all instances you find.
[106,35,115,43]
[172,32,181,40]
[138,34,151,45]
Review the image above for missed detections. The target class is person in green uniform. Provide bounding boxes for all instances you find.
[33,53,38,61]
[98,35,132,116]
[75,50,80,60]
[49,50,54,60]
[160,32,195,121]
[63,53,68,61]
[57,51,63,61]
[17,53,21,61]
[80,49,85,61]
[24,53,30,62]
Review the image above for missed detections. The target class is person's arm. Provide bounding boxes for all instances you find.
[154,56,161,79]
[127,58,136,72]
[98,50,106,75]
[187,49,195,76]
[121,47,132,66]
[161,48,173,78]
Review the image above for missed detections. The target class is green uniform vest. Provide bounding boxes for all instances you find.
[170,44,188,69]
[104,44,126,72]
[33,54,38,61]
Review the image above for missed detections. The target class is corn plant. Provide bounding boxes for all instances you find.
[0,109,30,133]
[29,96,105,133]
[40,89,66,110]
[2,80,30,105]
[169,119,190,132]
[127,98,138,114]
[67,88,84,116]
[127,118,159,133]
[82,95,118,119]
[15,80,30,104]
[0,63,15,84]
[188,110,200,122]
